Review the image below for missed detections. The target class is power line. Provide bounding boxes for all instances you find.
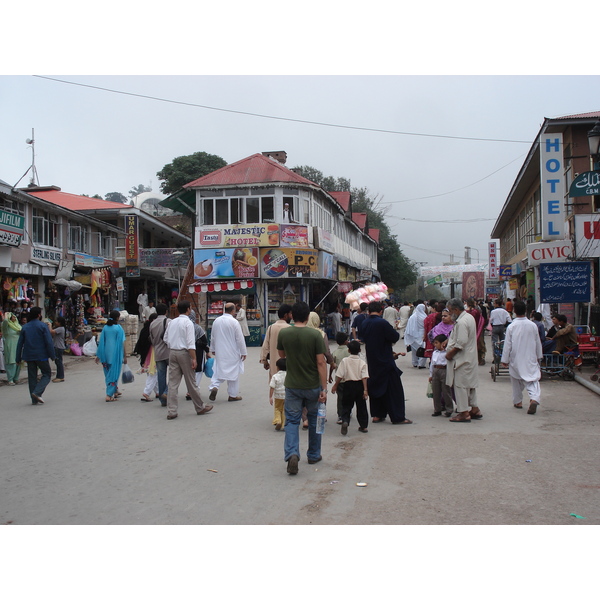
[389,216,494,223]
[32,75,533,145]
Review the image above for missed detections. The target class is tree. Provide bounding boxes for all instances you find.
[105,192,128,204]
[293,165,418,293]
[128,184,152,198]
[156,152,228,195]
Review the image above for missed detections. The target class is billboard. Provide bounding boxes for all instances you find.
[193,248,259,279]
[195,224,280,248]
[462,271,484,300]
[260,248,318,278]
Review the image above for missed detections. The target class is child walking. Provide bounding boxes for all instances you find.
[50,316,66,382]
[329,331,350,424]
[331,340,369,435]
[269,358,287,431]
[429,334,454,417]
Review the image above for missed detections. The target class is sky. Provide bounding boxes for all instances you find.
[3,1,598,594]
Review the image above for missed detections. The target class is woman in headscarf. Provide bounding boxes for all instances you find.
[134,312,158,402]
[404,302,428,368]
[95,310,127,402]
[1,312,22,385]
[466,298,486,365]
[186,310,211,400]
[428,307,454,341]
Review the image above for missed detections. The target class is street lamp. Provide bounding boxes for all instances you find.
[588,121,600,170]
[464,246,480,264]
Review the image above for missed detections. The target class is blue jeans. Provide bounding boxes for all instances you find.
[284,386,322,462]
[156,359,169,404]
[54,348,64,379]
[27,360,52,402]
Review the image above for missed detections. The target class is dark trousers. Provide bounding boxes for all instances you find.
[336,381,345,418]
[27,360,52,402]
[156,359,169,404]
[341,380,369,429]
[54,348,64,379]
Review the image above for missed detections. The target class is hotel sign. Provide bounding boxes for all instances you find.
[195,224,280,248]
[540,133,565,240]
[125,215,139,267]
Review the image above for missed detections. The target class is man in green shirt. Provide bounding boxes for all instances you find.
[278,301,328,475]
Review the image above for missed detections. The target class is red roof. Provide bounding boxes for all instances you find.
[329,191,350,211]
[368,228,380,243]
[552,111,600,120]
[27,188,120,211]
[184,153,318,188]
[352,212,367,230]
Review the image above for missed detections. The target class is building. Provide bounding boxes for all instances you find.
[491,111,600,329]
[161,151,380,342]
[22,186,192,317]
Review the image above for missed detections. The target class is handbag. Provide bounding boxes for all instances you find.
[121,363,135,384]
[416,346,425,358]
[203,357,214,378]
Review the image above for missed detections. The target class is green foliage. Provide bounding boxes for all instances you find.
[157,152,228,195]
[292,166,350,192]
[105,191,128,204]
[128,184,152,198]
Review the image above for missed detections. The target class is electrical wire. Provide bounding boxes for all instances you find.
[32,75,533,145]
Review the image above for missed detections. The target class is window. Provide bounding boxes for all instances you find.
[32,208,60,247]
[69,224,88,252]
[0,197,25,216]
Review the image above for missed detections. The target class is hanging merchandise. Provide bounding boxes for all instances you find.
[345,282,389,309]
[3,276,29,301]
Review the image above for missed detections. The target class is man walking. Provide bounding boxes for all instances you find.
[445,298,482,423]
[260,303,292,380]
[501,300,543,414]
[360,301,412,424]
[209,303,247,402]
[383,301,399,329]
[16,307,55,405]
[277,301,328,475]
[149,302,170,406]
[163,301,213,420]
[398,301,411,339]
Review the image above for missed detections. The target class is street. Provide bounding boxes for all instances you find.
[1,336,599,526]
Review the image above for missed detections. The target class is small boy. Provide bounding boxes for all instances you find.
[429,334,454,417]
[269,358,287,431]
[49,316,66,382]
[329,331,350,424]
[331,340,369,435]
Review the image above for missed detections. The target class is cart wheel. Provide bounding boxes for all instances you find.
[563,369,575,381]
[490,366,496,381]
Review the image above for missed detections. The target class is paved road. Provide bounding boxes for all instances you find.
[1,335,598,525]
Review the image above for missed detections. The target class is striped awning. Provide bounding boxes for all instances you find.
[188,279,255,293]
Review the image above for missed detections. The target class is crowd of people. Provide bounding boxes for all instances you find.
[1,292,585,475]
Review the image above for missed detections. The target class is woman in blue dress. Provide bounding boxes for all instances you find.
[95,310,127,402]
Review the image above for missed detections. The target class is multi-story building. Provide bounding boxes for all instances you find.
[491,111,600,329]
[161,151,380,342]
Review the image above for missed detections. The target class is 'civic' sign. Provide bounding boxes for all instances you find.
[527,240,572,267]
[540,133,565,240]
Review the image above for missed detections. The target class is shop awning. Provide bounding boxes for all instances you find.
[188,279,255,293]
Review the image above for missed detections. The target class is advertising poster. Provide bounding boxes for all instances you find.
[140,248,191,268]
[260,248,318,278]
[193,248,259,279]
[462,271,484,300]
[195,224,279,248]
[319,251,334,279]
[280,225,309,248]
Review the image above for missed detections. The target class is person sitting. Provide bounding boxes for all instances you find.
[545,314,578,354]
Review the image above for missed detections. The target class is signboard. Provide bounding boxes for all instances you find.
[313,226,335,253]
[424,274,442,287]
[527,240,572,266]
[539,262,591,303]
[195,224,279,248]
[75,252,119,269]
[0,210,25,247]
[31,246,62,264]
[280,225,309,248]
[193,248,259,279]
[139,248,191,268]
[574,214,600,258]
[498,264,512,279]
[125,215,139,267]
[116,277,124,292]
[488,242,498,278]
[126,266,140,277]
[540,133,565,240]
[319,251,334,279]
[337,282,353,293]
[462,271,485,300]
[260,248,318,279]
[569,171,600,197]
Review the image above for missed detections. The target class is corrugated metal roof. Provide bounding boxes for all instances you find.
[183,153,319,188]
[28,189,119,211]
[368,228,380,243]
[552,111,600,120]
[329,191,350,211]
[352,212,367,230]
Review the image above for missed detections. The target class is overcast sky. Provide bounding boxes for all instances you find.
[2,4,599,273]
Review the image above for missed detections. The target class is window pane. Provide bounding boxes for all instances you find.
[230,198,240,224]
[246,197,260,223]
[215,198,229,224]
[261,197,274,222]
[203,199,214,225]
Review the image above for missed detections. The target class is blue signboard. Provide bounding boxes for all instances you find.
[539,262,591,303]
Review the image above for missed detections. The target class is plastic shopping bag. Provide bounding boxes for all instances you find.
[203,357,214,378]
[70,342,82,356]
[82,336,98,356]
[121,363,135,384]
[426,381,433,398]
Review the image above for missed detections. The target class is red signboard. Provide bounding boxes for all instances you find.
[462,271,484,300]
[125,215,139,267]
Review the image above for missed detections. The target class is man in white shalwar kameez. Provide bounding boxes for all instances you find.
[445,298,482,422]
[383,302,399,329]
[501,300,543,414]
[209,303,247,402]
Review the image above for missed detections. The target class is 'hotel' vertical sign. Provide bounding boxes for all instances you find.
[540,132,565,241]
[125,215,139,266]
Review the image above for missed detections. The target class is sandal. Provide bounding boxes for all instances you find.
[449,412,471,423]
[372,417,386,423]
[302,421,309,430]
[105,396,116,402]
[392,419,413,424]
[527,401,539,414]
[514,402,523,409]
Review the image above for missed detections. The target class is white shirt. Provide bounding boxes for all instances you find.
[336,355,369,382]
[429,348,448,375]
[500,317,542,382]
[137,293,148,308]
[163,314,195,351]
[490,307,511,326]
[142,305,156,321]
